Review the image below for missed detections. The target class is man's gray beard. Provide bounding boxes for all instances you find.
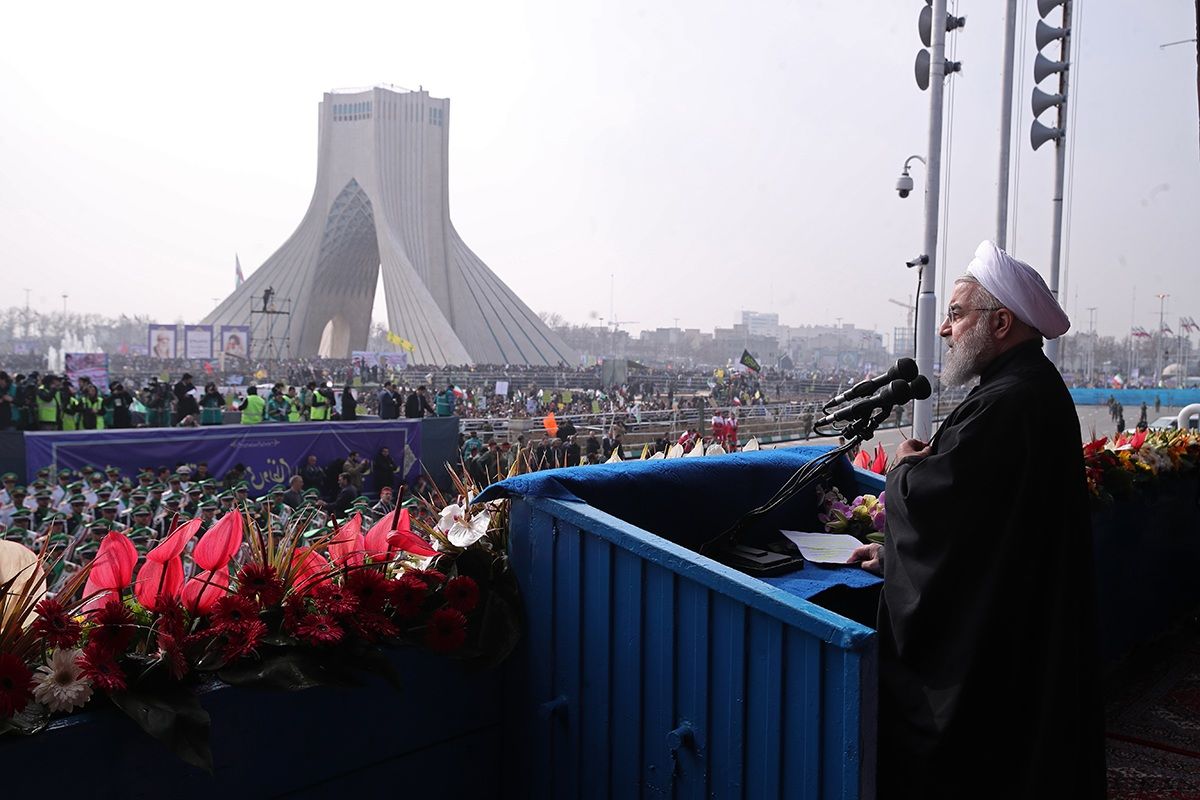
[940,316,997,387]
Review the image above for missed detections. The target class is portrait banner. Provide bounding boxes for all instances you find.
[184,325,214,360]
[219,325,251,361]
[352,351,380,369]
[148,325,177,359]
[379,353,408,371]
[64,353,110,392]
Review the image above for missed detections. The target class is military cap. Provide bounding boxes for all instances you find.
[198,499,218,511]
[11,508,32,521]
[67,493,86,505]
[11,485,27,496]
[130,504,152,516]
[58,469,73,478]
[36,468,50,478]
[98,500,119,511]
[88,519,111,531]
[1,472,17,481]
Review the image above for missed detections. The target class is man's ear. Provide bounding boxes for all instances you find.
[992,307,1017,340]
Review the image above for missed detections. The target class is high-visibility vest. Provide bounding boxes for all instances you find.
[310,392,329,421]
[81,396,105,430]
[241,394,266,424]
[287,397,302,422]
[37,392,60,424]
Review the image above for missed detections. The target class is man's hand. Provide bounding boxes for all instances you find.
[847,542,883,575]
[895,438,932,463]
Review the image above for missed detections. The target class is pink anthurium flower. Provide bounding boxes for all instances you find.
[328,513,366,568]
[384,508,439,557]
[182,568,231,615]
[192,511,243,572]
[148,518,202,563]
[134,556,185,613]
[290,547,331,595]
[82,532,139,613]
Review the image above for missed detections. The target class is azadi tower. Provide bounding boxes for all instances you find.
[204,86,577,366]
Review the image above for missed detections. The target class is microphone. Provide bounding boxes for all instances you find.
[816,379,914,427]
[908,375,932,401]
[823,358,918,410]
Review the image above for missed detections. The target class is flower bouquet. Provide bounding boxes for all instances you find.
[0,469,523,770]
[816,484,887,544]
[1083,428,1200,505]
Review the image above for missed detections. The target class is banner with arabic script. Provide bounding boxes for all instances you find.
[23,420,422,493]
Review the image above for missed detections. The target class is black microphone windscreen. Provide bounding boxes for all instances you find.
[886,379,913,404]
[895,358,918,381]
[909,375,932,400]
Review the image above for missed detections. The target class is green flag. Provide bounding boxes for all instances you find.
[739,349,761,372]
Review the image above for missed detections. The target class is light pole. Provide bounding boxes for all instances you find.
[1156,292,1169,386]
[61,294,68,317]
[1086,307,1097,386]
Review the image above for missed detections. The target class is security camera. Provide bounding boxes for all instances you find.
[896,171,915,198]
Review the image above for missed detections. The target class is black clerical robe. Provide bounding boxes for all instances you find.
[879,340,1105,798]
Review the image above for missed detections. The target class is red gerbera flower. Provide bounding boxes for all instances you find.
[156,601,186,640]
[282,594,307,635]
[408,569,447,587]
[313,583,359,616]
[424,607,468,653]
[32,597,83,649]
[347,612,399,643]
[211,594,260,632]
[221,619,268,661]
[156,631,189,680]
[344,569,390,612]
[79,644,127,692]
[0,652,35,719]
[295,614,343,646]
[235,563,284,606]
[88,600,135,654]
[389,575,429,619]
[443,576,480,614]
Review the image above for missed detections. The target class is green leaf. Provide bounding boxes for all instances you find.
[0,701,50,737]
[109,686,212,772]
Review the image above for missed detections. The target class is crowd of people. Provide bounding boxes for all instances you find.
[0,449,435,592]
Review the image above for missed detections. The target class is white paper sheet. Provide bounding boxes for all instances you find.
[780,530,865,565]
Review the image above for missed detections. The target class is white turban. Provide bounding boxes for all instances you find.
[965,240,1070,339]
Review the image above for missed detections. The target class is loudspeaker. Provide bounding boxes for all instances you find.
[1034,51,1068,84]
[915,49,931,91]
[1030,119,1063,151]
[1037,0,1066,19]
[1035,19,1069,51]
[1032,86,1066,118]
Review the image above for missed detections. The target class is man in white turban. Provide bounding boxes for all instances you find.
[849,241,1105,797]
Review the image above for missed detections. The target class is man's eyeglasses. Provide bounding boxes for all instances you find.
[944,305,1002,324]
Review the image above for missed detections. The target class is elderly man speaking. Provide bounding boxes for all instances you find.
[850,241,1105,798]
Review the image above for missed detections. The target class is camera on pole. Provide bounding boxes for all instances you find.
[914,0,965,91]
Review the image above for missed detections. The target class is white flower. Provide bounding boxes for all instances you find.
[448,510,491,548]
[436,503,465,534]
[33,649,93,713]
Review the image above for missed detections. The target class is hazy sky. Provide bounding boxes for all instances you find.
[2,0,1197,343]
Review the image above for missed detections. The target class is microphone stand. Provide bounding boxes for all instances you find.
[698,406,892,576]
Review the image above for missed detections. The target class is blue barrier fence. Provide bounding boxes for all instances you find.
[1069,388,1200,407]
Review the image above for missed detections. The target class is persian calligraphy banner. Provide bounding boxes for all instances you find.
[24,420,422,490]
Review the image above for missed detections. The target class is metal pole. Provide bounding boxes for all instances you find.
[1044,0,1072,366]
[996,0,1018,247]
[1156,293,1168,386]
[914,0,949,442]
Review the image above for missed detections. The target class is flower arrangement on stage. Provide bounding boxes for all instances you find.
[1083,428,1200,504]
[0,474,521,770]
[817,485,886,544]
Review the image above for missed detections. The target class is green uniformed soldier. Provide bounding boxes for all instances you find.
[67,519,110,567]
[195,499,219,532]
[64,494,91,539]
[147,483,167,515]
[217,490,236,512]
[4,508,33,544]
[127,524,155,558]
[52,469,73,506]
[96,501,125,532]
[32,490,55,528]
[104,466,123,490]
[0,473,18,506]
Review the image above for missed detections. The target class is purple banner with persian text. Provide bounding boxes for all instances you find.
[23,420,421,494]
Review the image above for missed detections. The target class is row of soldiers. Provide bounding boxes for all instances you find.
[0,463,404,590]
